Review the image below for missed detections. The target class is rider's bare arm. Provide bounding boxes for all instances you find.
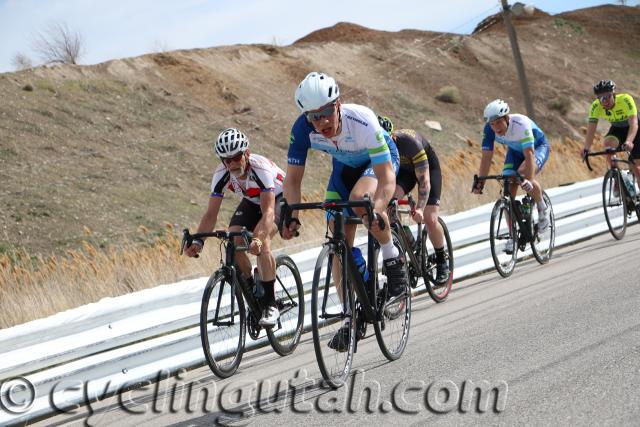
[372,161,396,214]
[626,114,638,148]
[254,191,276,243]
[415,165,430,210]
[522,147,536,181]
[283,164,305,218]
[583,121,598,151]
[196,196,223,234]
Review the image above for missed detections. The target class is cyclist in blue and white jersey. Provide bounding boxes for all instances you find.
[472,99,551,249]
[282,72,408,348]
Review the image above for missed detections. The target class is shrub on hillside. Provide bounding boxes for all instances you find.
[549,97,571,116]
[435,85,461,104]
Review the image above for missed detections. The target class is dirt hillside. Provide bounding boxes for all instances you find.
[1,4,639,256]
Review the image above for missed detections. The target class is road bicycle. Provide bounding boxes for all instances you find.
[181,228,304,378]
[387,195,454,302]
[281,197,411,388]
[584,147,640,240]
[472,173,555,277]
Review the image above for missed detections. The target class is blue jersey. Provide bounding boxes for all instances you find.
[481,114,547,153]
[287,103,397,168]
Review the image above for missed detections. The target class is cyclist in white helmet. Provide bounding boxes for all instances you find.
[183,128,286,327]
[472,99,551,251]
[283,71,408,351]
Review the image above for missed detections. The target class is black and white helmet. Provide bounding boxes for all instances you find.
[593,80,615,95]
[483,99,510,123]
[214,128,249,158]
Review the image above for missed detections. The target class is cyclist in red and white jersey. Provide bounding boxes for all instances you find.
[183,128,285,326]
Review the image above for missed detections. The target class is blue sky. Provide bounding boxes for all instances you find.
[0,1,633,73]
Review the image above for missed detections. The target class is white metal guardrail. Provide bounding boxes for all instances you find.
[1,177,636,425]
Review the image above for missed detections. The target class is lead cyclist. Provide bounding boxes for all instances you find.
[282,72,409,351]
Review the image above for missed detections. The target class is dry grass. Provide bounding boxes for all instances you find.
[0,135,609,329]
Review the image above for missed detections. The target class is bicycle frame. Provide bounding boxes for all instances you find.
[182,229,264,328]
[476,174,534,246]
[282,199,383,325]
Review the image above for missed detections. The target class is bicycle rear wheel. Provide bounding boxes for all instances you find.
[311,244,355,388]
[200,271,246,379]
[374,229,411,361]
[267,254,305,356]
[489,199,518,277]
[531,192,555,264]
[420,217,454,302]
[602,168,627,240]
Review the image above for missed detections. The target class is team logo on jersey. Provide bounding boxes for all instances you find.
[376,130,384,142]
[524,129,530,136]
[289,132,295,145]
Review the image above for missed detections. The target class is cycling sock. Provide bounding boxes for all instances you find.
[380,239,399,260]
[435,247,446,264]
[261,279,276,306]
[537,200,547,212]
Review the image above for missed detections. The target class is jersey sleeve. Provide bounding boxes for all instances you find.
[621,94,638,117]
[481,123,495,151]
[518,118,535,150]
[588,99,601,123]
[250,166,276,192]
[396,130,428,168]
[210,165,229,198]
[287,115,312,166]
[360,108,392,166]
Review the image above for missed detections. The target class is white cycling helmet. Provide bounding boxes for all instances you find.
[294,72,340,113]
[483,99,510,123]
[214,128,249,158]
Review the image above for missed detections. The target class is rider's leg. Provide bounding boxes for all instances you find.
[424,205,444,247]
[350,176,394,254]
[229,225,253,280]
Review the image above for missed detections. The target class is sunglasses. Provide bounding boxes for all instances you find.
[222,152,244,164]
[599,93,614,102]
[305,102,337,122]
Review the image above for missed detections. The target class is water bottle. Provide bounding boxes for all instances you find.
[521,199,531,218]
[622,171,637,198]
[351,247,369,282]
[402,225,416,249]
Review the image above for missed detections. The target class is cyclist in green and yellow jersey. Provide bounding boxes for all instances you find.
[581,80,640,181]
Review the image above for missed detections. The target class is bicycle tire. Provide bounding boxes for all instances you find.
[311,244,355,388]
[200,271,246,379]
[489,199,518,277]
[602,168,627,240]
[420,217,454,303]
[531,191,555,264]
[374,229,411,361]
[266,254,305,356]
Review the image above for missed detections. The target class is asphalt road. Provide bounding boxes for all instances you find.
[37,227,640,427]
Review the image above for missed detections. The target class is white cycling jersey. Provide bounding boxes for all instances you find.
[210,154,285,204]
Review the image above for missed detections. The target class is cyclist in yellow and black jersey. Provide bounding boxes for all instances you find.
[582,80,640,181]
[377,116,449,284]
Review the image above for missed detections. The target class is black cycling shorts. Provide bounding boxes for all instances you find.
[228,195,283,231]
[606,125,640,160]
[396,164,442,206]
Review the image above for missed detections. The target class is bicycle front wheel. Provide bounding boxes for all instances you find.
[374,229,411,361]
[602,168,627,240]
[311,244,355,388]
[489,199,518,277]
[420,217,454,302]
[267,254,305,356]
[200,271,246,379]
[531,192,555,264]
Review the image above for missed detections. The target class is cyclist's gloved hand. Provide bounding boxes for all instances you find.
[623,141,634,152]
[183,238,204,258]
[281,218,301,240]
[411,209,424,224]
[520,179,533,193]
[581,148,589,161]
[471,179,484,194]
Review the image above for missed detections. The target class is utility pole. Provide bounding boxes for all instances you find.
[500,0,535,120]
